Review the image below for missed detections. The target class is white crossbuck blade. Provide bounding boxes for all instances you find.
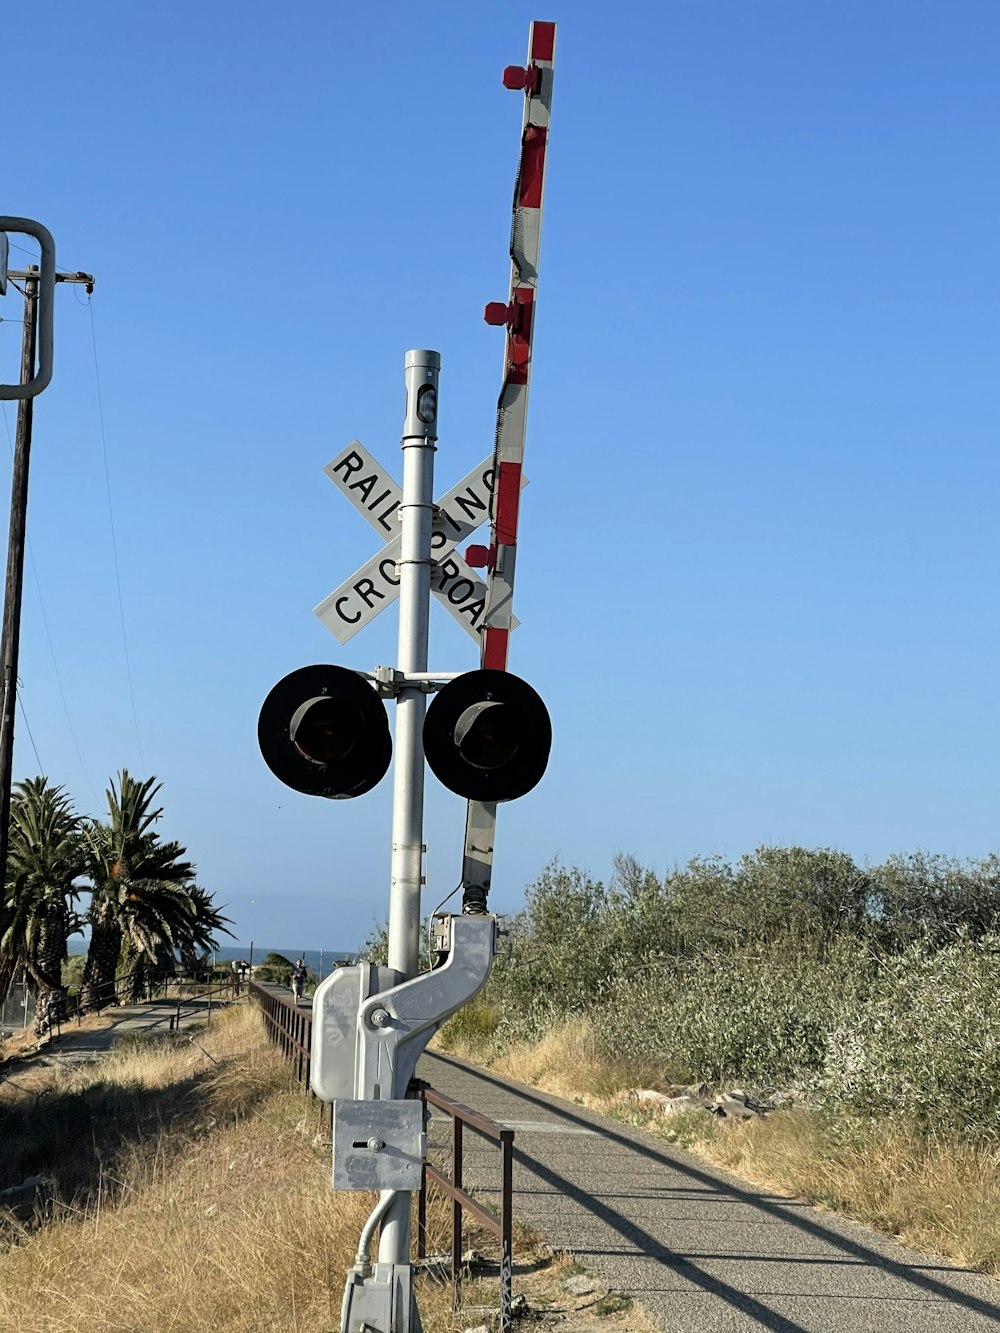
[315,440,524,645]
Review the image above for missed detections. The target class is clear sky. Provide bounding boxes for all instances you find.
[2,2,998,953]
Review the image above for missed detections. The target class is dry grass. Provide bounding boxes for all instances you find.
[0,1004,588,1333]
[441,1013,1000,1280]
[0,1006,280,1200]
[437,1016,663,1105]
[687,1110,1000,1276]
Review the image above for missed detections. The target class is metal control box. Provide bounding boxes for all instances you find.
[332,1099,426,1191]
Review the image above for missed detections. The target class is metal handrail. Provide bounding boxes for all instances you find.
[167,979,242,1033]
[45,967,160,1038]
[46,973,238,1040]
[417,1084,514,1333]
[248,978,313,1086]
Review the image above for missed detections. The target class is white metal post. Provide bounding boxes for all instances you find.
[379,348,439,1275]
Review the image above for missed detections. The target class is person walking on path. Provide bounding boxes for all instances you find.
[290,959,307,1006]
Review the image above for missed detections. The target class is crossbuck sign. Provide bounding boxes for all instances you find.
[315,441,523,645]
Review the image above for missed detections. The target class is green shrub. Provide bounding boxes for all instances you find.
[437,1000,500,1052]
[595,1292,632,1316]
[592,937,869,1089]
[481,852,1000,1145]
[62,954,87,991]
[254,953,293,985]
[820,936,1000,1140]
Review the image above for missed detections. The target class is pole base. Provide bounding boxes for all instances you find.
[341,1262,423,1333]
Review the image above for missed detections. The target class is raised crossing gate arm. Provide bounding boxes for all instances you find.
[462,20,556,912]
[480,20,556,672]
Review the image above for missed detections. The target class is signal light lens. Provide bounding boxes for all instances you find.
[416,385,437,424]
[455,701,521,770]
[290,697,363,765]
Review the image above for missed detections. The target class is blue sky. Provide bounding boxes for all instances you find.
[2,2,998,952]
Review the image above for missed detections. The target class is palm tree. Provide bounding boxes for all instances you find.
[2,777,85,1034]
[118,860,200,1001]
[177,884,233,981]
[81,771,195,1010]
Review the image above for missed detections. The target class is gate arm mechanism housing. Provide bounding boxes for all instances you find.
[356,912,496,1099]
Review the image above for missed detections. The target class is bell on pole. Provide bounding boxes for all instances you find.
[423,668,551,803]
[258,664,392,799]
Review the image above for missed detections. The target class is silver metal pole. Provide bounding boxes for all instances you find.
[379,349,439,1275]
[385,349,439,980]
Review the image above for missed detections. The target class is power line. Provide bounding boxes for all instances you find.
[15,691,42,772]
[88,298,146,776]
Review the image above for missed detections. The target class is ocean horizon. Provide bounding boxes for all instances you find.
[213,944,360,977]
[68,943,361,979]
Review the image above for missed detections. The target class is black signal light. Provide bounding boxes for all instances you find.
[423,668,551,803]
[258,665,392,799]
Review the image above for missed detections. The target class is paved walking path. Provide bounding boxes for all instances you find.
[419,1050,1000,1333]
[24,998,228,1068]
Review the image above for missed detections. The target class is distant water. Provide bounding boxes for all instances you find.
[212,944,359,978]
[65,943,361,979]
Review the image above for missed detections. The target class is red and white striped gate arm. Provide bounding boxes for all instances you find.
[478,19,556,671]
[462,20,556,911]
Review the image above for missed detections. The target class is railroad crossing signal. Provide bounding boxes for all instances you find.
[257,661,549,804]
[314,440,523,645]
[258,22,558,1333]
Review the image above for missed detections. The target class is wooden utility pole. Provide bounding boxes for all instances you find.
[0,263,94,890]
[0,266,40,887]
